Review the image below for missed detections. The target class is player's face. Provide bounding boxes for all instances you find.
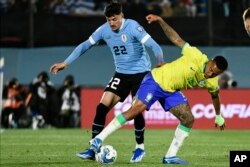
[204,60,223,79]
[244,18,250,36]
[106,14,123,31]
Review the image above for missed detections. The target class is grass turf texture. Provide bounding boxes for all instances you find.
[1,129,250,167]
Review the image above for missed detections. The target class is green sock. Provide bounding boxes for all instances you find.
[96,114,127,141]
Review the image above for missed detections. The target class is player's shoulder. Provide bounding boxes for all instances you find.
[125,19,140,27]
[101,22,111,30]
[124,19,146,34]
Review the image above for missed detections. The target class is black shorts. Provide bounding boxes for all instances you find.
[104,71,149,102]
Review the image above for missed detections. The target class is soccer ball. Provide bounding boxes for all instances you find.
[95,145,117,165]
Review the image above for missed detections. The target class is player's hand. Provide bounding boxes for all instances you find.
[215,114,226,131]
[50,62,67,75]
[146,14,162,24]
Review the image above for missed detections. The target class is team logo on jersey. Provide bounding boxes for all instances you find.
[121,34,127,42]
[198,80,205,86]
[145,93,153,102]
[137,26,144,32]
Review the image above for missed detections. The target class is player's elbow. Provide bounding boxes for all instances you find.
[171,37,185,48]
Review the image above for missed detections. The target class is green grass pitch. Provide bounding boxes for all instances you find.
[1,129,250,167]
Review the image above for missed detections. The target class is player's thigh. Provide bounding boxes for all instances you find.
[130,71,149,97]
[104,73,130,103]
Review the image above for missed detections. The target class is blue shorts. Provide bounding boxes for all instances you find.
[136,72,188,111]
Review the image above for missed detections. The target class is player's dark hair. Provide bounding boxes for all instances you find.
[244,8,250,20]
[8,78,18,87]
[38,71,49,82]
[213,56,228,71]
[104,1,122,17]
[64,75,74,86]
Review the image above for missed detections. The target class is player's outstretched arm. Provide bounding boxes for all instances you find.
[146,14,185,48]
[210,91,225,130]
[50,62,68,75]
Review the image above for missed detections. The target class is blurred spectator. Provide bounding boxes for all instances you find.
[0,0,14,13]
[195,0,208,17]
[160,0,173,18]
[219,70,237,89]
[183,0,196,17]
[72,0,105,15]
[2,78,28,128]
[28,71,56,129]
[171,0,188,17]
[146,0,162,15]
[56,75,80,128]
[49,0,73,14]
[49,0,106,15]
[222,0,229,17]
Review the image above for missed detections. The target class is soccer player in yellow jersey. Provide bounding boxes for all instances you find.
[89,14,228,164]
[243,8,250,37]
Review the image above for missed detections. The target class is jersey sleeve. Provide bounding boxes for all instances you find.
[131,21,151,44]
[181,43,207,62]
[64,40,93,65]
[89,25,104,45]
[206,77,219,93]
[182,43,202,58]
[64,25,104,65]
[144,37,163,58]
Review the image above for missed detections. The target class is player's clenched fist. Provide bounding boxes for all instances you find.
[50,62,67,75]
[146,14,162,24]
[215,114,226,131]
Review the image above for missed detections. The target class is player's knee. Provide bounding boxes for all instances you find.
[124,103,145,121]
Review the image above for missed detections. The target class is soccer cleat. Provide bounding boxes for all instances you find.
[89,138,102,153]
[162,156,188,164]
[76,149,95,160]
[130,148,145,163]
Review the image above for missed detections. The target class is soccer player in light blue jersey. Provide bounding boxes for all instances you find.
[50,1,164,163]
[88,14,228,165]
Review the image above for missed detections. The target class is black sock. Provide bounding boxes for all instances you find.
[134,113,145,144]
[92,103,110,138]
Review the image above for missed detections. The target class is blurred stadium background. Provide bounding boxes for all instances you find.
[1,0,250,166]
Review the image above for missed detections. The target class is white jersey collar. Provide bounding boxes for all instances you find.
[118,18,125,31]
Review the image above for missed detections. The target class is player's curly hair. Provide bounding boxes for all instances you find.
[213,56,228,71]
[104,0,122,17]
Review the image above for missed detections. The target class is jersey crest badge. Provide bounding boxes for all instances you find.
[121,34,127,42]
[145,93,153,102]
[137,26,144,32]
[198,80,205,86]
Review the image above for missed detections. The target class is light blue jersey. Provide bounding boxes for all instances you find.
[65,18,163,74]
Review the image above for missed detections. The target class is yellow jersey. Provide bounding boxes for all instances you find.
[151,43,219,93]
